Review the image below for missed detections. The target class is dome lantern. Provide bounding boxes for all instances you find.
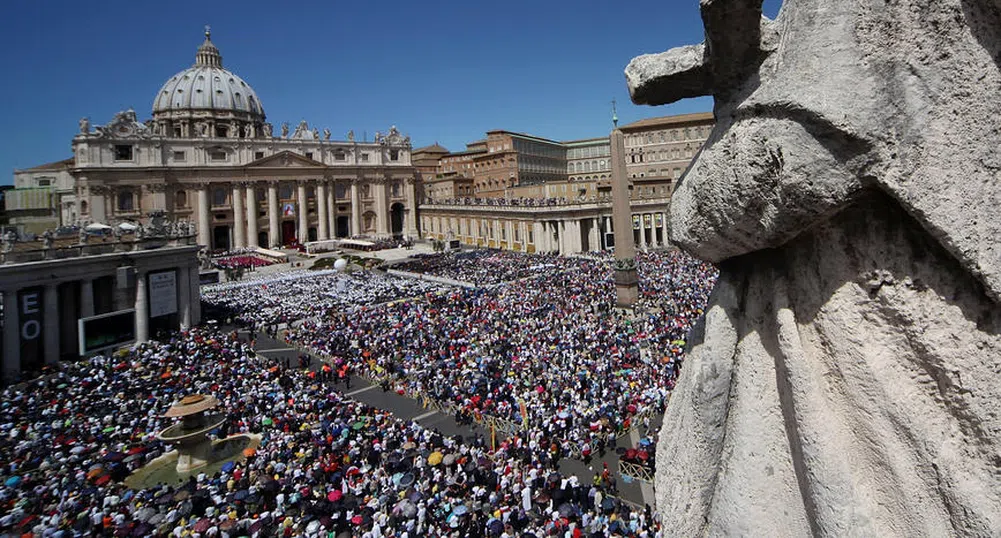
[195,25,222,68]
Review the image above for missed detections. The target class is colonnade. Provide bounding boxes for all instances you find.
[1,250,201,383]
[421,209,671,256]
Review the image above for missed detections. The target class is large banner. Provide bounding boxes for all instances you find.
[148,271,177,318]
[18,287,44,369]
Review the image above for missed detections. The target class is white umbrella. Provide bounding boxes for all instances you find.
[117,222,138,231]
[84,222,112,232]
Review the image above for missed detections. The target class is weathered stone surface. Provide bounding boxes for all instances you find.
[627,0,1001,534]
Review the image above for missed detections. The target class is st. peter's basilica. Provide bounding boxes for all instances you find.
[71,29,418,250]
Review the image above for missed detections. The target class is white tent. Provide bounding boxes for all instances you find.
[117,222,138,232]
[84,222,112,232]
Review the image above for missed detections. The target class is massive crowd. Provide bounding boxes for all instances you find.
[283,250,717,458]
[201,270,451,328]
[393,251,578,286]
[0,329,659,537]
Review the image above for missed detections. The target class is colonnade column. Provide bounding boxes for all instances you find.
[267,182,279,248]
[2,289,19,382]
[506,221,515,251]
[43,284,59,365]
[135,270,149,343]
[189,264,201,326]
[317,181,329,241]
[232,184,246,248]
[80,278,94,319]
[327,181,337,238]
[296,181,309,242]
[197,185,211,248]
[375,181,389,237]
[245,184,258,248]
[350,180,361,236]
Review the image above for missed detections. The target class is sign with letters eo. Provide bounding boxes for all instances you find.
[148,270,177,318]
[18,287,44,365]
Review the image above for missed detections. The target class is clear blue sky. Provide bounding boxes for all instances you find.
[0,0,782,184]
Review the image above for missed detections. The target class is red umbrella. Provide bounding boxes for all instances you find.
[327,490,343,502]
[192,518,212,533]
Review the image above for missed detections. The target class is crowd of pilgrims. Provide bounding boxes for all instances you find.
[393,251,577,286]
[0,329,661,537]
[279,250,717,459]
[201,271,451,328]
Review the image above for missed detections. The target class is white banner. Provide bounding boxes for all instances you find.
[149,271,178,318]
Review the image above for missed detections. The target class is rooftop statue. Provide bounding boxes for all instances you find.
[626,0,1001,535]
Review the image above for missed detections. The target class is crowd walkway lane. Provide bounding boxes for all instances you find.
[241,326,651,507]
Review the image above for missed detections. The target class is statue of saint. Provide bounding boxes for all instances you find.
[281,122,289,138]
[347,130,355,142]
[323,128,331,141]
[79,117,89,134]
[263,123,273,137]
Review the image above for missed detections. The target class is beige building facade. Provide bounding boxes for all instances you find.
[416,112,715,254]
[71,30,418,251]
[6,159,77,234]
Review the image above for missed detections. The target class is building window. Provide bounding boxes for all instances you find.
[210,150,227,161]
[335,184,347,199]
[173,126,182,137]
[392,183,400,197]
[305,152,313,160]
[334,151,346,161]
[173,151,186,162]
[360,153,369,162]
[390,149,399,161]
[280,185,292,199]
[254,151,265,160]
[216,125,228,138]
[114,145,133,161]
[117,190,135,212]
[362,185,370,198]
[213,188,227,206]
[175,190,187,208]
[36,178,52,187]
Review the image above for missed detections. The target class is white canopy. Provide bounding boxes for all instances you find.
[84,222,112,231]
[117,222,138,231]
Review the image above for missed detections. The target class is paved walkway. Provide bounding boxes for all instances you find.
[235,327,658,507]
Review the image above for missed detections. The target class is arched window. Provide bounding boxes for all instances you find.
[117,190,135,212]
[80,200,88,214]
[175,190,187,208]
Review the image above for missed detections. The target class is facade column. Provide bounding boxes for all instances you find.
[178,265,191,330]
[2,289,19,381]
[43,284,59,365]
[334,180,342,237]
[573,219,583,253]
[590,218,600,253]
[317,181,329,241]
[232,184,246,248]
[405,179,418,238]
[662,210,670,245]
[267,182,280,248]
[89,187,107,223]
[350,180,361,236]
[506,220,515,251]
[245,183,258,248]
[135,270,149,343]
[296,181,309,242]
[375,181,389,237]
[80,278,94,319]
[532,222,543,252]
[638,214,647,248]
[189,265,201,326]
[197,185,211,248]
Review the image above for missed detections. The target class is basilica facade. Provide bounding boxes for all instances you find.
[71,30,418,251]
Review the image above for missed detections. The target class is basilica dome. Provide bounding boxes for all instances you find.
[151,29,266,138]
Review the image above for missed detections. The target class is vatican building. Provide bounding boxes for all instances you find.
[72,29,418,251]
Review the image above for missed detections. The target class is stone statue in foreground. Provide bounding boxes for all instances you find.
[626,0,1001,534]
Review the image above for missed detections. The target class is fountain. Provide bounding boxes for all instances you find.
[125,394,260,489]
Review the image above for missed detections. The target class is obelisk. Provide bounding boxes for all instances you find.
[609,129,638,307]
